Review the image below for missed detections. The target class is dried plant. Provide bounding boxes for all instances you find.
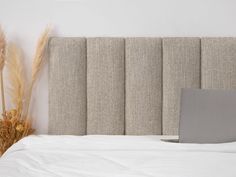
[0,109,34,155]
[0,26,6,118]
[25,27,50,120]
[0,26,6,71]
[0,27,50,155]
[6,44,25,118]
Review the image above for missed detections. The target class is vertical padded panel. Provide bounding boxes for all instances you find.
[49,38,86,135]
[87,38,125,134]
[125,38,162,135]
[202,38,236,89]
[163,38,200,135]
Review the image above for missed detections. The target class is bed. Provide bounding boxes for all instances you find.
[1,37,236,176]
[1,135,236,177]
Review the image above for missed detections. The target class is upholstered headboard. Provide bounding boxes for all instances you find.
[48,37,236,135]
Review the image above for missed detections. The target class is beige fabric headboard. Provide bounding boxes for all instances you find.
[48,37,236,135]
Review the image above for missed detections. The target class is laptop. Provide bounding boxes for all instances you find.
[179,88,236,143]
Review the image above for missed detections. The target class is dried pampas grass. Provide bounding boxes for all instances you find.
[25,27,50,119]
[0,27,6,71]
[0,27,6,117]
[0,109,34,155]
[32,27,50,84]
[0,26,51,155]
[6,44,25,117]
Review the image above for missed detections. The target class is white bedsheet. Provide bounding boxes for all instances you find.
[0,135,236,177]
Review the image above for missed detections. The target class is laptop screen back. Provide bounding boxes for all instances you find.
[179,88,236,143]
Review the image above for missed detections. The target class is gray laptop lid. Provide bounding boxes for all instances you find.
[179,88,236,143]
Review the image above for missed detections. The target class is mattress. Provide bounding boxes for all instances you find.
[0,135,235,177]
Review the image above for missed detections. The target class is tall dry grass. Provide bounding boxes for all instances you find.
[24,27,50,120]
[0,27,50,155]
[0,27,5,70]
[6,44,25,118]
[0,26,6,118]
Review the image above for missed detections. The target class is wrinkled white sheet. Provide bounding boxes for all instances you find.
[0,135,236,177]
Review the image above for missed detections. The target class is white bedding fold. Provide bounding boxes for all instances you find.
[0,135,236,177]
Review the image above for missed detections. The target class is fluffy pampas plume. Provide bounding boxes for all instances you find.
[6,44,25,117]
[0,26,6,117]
[24,27,50,120]
[0,26,6,71]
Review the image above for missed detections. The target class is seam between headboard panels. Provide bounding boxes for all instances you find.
[200,38,202,89]
[124,38,126,135]
[160,38,163,135]
[85,38,88,135]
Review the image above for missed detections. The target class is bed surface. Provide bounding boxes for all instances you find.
[0,135,236,177]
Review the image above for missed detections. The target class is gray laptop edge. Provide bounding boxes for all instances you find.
[179,88,236,143]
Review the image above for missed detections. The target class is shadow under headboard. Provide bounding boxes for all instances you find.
[48,37,236,135]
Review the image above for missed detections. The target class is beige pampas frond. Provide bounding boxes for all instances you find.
[6,44,25,117]
[0,27,6,71]
[24,27,50,119]
[0,26,6,117]
[31,27,50,85]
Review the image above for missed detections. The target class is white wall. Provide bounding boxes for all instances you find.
[1,0,236,134]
